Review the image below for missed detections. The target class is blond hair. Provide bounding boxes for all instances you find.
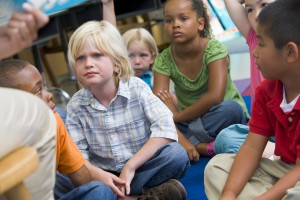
[68,20,133,83]
[122,28,158,69]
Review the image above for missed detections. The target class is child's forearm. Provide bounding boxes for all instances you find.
[102,0,116,26]
[256,164,300,200]
[126,138,172,171]
[222,133,267,198]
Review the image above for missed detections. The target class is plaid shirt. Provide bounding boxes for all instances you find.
[66,77,177,172]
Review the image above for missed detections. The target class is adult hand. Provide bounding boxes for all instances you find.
[0,3,49,59]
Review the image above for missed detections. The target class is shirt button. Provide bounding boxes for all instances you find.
[291,112,295,115]
[288,117,293,122]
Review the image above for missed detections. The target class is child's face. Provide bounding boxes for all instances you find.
[245,0,276,32]
[74,39,119,89]
[127,41,154,77]
[164,0,204,43]
[16,65,56,111]
[253,24,285,79]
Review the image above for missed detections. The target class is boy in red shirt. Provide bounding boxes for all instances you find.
[204,0,300,199]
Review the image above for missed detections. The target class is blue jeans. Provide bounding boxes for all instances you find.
[55,178,116,200]
[55,142,189,197]
[176,100,247,145]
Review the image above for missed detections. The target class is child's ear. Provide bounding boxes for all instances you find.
[286,42,299,63]
[197,18,205,31]
[114,64,121,74]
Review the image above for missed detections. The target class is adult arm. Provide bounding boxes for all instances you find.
[101,0,117,26]
[221,132,268,199]
[224,0,251,38]
[0,3,49,60]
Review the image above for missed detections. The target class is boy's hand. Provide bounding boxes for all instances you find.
[119,164,135,197]
[220,191,237,200]
[99,171,126,198]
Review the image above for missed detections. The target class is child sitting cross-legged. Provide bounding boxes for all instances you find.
[205,0,300,199]
[66,20,190,200]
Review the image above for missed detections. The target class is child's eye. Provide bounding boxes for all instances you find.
[180,17,188,21]
[247,8,253,13]
[76,56,85,62]
[93,53,102,58]
[261,3,268,8]
[128,53,134,58]
[164,18,172,24]
[35,87,42,95]
[140,53,149,58]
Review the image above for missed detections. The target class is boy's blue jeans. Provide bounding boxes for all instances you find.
[58,181,116,200]
[55,142,190,198]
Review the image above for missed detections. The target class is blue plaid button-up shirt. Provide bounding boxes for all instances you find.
[66,77,177,172]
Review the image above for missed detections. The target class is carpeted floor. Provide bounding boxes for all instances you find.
[180,157,211,200]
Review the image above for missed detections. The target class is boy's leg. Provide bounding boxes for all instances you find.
[130,142,190,195]
[205,154,291,199]
[59,181,116,200]
[0,88,57,200]
[55,172,74,199]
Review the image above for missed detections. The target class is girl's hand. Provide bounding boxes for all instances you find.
[157,90,179,120]
[179,135,199,162]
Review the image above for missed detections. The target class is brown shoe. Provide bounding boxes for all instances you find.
[137,179,187,200]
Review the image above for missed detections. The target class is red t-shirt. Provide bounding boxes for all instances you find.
[249,80,300,164]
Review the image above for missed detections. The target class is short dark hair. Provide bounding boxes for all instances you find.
[0,59,30,88]
[257,0,300,49]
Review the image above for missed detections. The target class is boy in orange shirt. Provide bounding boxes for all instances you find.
[0,59,125,199]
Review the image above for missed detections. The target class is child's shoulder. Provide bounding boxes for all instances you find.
[67,88,91,107]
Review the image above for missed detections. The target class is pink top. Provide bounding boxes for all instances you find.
[246,28,265,107]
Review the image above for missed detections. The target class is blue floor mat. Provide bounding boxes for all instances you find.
[180,157,211,200]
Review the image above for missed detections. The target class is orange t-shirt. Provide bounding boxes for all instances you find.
[55,112,85,174]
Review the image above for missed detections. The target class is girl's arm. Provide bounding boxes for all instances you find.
[101,0,117,26]
[224,0,251,38]
[174,57,228,123]
[152,71,171,96]
[221,132,268,199]
[254,160,300,200]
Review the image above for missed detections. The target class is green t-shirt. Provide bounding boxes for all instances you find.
[154,39,249,118]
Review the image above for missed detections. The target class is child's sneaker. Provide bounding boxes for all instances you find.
[137,179,187,200]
